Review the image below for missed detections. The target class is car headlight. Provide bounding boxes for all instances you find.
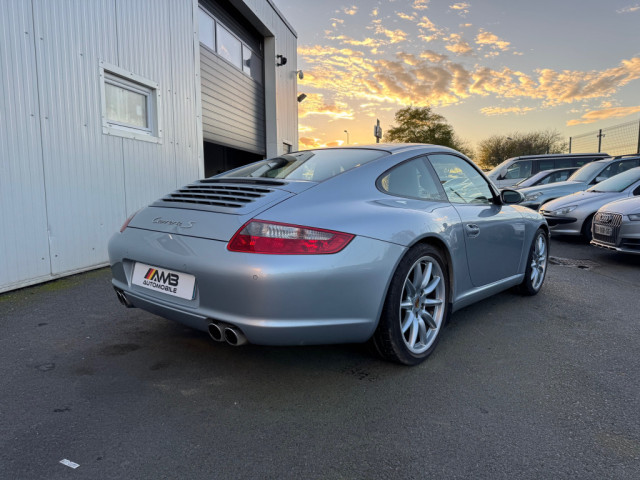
[629,213,640,221]
[524,191,543,201]
[550,205,577,216]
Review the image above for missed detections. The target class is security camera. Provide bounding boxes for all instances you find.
[297,93,307,103]
[296,70,304,80]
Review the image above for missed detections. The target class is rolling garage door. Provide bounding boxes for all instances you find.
[198,0,265,155]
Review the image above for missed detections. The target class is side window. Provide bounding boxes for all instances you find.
[538,172,554,185]
[379,157,446,201]
[599,160,638,180]
[428,154,494,204]
[556,158,572,168]
[504,160,532,180]
[574,159,589,167]
[538,159,555,172]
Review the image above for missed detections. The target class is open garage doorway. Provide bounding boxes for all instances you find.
[203,141,264,178]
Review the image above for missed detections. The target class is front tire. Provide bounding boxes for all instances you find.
[517,228,548,296]
[582,214,594,242]
[373,244,450,365]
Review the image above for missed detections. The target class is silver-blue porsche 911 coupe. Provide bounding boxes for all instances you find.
[109,144,548,365]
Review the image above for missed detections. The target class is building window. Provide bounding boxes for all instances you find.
[100,62,162,143]
[198,7,263,84]
[242,45,262,83]
[104,74,151,131]
[216,23,242,68]
[198,8,215,50]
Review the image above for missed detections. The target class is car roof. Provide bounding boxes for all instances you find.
[592,155,640,165]
[509,153,608,161]
[306,143,461,155]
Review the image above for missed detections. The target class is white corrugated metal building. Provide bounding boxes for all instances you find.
[0,0,298,293]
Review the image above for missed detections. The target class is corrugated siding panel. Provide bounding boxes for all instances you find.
[200,45,265,153]
[32,0,124,275]
[14,0,201,282]
[0,0,51,291]
[171,0,201,186]
[117,0,177,212]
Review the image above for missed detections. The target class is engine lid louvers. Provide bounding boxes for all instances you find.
[151,180,292,214]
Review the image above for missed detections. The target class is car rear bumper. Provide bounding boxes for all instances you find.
[108,227,405,345]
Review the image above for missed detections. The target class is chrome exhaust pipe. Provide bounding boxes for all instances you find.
[207,322,224,342]
[224,326,248,346]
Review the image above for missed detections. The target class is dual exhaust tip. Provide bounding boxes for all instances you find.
[114,287,246,347]
[208,322,248,347]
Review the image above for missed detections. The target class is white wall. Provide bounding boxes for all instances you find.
[0,0,202,292]
[0,0,298,293]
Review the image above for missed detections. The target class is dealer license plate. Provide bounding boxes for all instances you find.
[132,262,196,300]
[594,224,613,236]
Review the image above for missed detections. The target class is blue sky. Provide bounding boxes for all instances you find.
[272,0,640,152]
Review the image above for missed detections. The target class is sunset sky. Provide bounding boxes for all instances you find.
[272,0,640,152]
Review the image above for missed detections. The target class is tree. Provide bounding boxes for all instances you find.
[476,130,567,169]
[384,106,473,157]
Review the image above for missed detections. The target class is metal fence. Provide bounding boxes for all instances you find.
[569,119,640,156]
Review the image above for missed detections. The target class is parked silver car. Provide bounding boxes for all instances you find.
[540,167,640,239]
[487,153,607,188]
[109,144,548,365]
[591,196,640,254]
[519,155,640,210]
[512,167,578,189]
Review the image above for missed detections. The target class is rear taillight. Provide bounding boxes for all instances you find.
[119,211,138,232]
[227,220,354,254]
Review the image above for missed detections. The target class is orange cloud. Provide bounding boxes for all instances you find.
[445,34,473,55]
[413,0,430,10]
[480,106,535,116]
[420,50,448,63]
[476,29,510,51]
[617,4,640,13]
[567,105,640,125]
[373,23,408,44]
[298,137,344,149]
[298,93,354,120]
[397,12,416,21]
[449,2,470,15]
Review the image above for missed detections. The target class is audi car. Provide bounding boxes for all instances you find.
[109,144,548,365]
[540,167,640,240]
[591,196,640,254]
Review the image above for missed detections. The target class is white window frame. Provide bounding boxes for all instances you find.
[99,61,162,143]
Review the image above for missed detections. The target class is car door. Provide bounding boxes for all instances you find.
[428,154,525,287]
[498,160,532,187]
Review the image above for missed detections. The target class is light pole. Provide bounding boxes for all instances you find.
[344,130,349,145]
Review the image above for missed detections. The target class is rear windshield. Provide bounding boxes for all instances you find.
[217,149,389,182]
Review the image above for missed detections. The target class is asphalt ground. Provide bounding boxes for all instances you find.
[1,237,639,479]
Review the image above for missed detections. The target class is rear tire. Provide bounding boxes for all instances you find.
[517,228,548,296]
[372,244,450,365]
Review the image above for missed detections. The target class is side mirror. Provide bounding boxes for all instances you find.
[595,176,606,183]
[500,189,524,204]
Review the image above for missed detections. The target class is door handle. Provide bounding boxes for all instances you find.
[465,223,480,237]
